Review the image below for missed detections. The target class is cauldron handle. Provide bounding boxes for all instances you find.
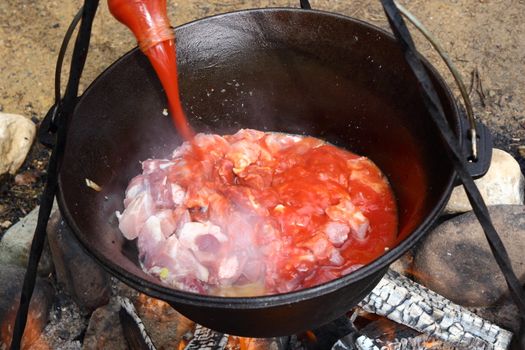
[392,2,492,179]
[459,118,492,180]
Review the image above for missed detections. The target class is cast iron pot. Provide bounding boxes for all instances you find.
[58,8,482,337]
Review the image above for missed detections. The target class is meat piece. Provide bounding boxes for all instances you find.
[241,257,265,283]
[178,221,228,264]
[167,159,193,186]
[263,133,302,154]
[142,159,174,174]
[348,158,388,194]
[171,183,186,206]
[154,235,210,283]
[326,198,370,240]
[349,211,369,240]
[227,128,266,143]
[214,159,235,184]
[192,133,231,159]
[236,165,273,189]
[172,141,192,158]
[218,255,242,284]
[172,208,191,232]
[149,175,174,208]
[226,140,261,174]
[137,215,165,267]
[324,221,350,246]
[329,249,344,266]
[207,193,232,229]
[155,210,178,238]
[118,192,154,240]
[299,233,336,261]
[185,185,217,210]
[223,186,268,216]
[124,175,148,206]
[178,222,229,280]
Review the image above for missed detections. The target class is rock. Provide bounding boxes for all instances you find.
[444,149,524,214]
[413,205,525,307]
[83,300,127,350]
[0,206,54,276]
[134,293,194,348]
[47,212,111,313]
[0,264,53,350]
[0,112,36,175]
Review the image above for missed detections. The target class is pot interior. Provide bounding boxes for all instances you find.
[59,9,458,300]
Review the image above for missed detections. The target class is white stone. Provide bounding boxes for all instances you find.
[444,149,525,214]
[0,112,36,175]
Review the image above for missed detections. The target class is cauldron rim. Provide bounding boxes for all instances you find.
[58,7,459,310]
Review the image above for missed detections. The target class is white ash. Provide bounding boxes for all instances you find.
[358,270,513,350]
[36,292,88,350]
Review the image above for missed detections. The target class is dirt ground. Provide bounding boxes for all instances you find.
[0,0,524,232]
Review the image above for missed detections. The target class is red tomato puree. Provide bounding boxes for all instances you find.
[117,129,397,296]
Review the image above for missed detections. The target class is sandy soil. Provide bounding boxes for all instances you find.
[0,0,524,230]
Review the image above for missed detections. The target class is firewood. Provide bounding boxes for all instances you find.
[358,270,513,350]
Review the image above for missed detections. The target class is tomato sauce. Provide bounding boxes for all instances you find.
[118,130,397,295]
[183,131,397,293]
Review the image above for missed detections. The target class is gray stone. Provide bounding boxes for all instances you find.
[413,205,525,307]
[0,264,53,349]
[47,212,111,313]
[0,112,36,175]
[0,206,54,276]
[444,149,525,214]
[83,300,127,350]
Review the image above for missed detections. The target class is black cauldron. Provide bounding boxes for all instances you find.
[58,8,483,337]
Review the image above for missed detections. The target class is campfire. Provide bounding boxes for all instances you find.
[109,269,512,350]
